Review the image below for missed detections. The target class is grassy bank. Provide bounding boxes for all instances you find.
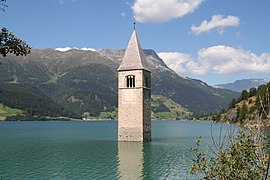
[0,104,22,120]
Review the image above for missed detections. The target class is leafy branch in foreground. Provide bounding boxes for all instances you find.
[0,0,7,12]
[190,129,270,180]
[0,27,31,57]
[0,1,31,58]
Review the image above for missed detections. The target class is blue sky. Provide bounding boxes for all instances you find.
[1,0,270,85]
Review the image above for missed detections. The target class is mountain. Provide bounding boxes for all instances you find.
[0,48,239,119]
[215,78,270,92]
[213,82,270,129]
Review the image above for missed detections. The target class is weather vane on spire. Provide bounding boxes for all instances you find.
[133,15,136,30]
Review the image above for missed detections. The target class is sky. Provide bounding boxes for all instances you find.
[1,0,270,85]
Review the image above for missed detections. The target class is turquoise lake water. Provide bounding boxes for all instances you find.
[0,120,237,179]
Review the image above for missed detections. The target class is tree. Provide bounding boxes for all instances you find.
[0,0,8,12]
[256,82,270,119]
[0,1,31,58]
[239,103,248,124]
[249,87,257,97]
[0,27,31,57]
[239,90,249,101]
[228,98,237,109]
[212,113,221,122]
[191,84,270,179]
[191,129,270,179]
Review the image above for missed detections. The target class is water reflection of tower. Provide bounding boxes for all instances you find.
[117,142,150,179]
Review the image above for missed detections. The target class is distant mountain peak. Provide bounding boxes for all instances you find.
[215,78,270,92]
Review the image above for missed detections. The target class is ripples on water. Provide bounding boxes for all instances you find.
[0,120,237,179]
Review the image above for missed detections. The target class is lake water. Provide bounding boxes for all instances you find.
[0,120,237,179]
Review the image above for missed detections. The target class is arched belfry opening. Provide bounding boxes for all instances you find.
[117,27,151,142]
[126,75,135,88]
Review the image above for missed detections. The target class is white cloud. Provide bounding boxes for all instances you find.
[186,60,208,75]
[125,1,131,6]
[55,47,72,51]
[121,12,126,18]
[191,14,240,35]
[58,0,76,4]
[132,0,203,23]
[58,0,65,4]
[158,52,190,75]
[159,46,270,76]
[55,47,96,52]
[80,47,97,51]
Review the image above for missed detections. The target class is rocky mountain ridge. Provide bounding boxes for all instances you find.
[0,48,239,119]
[215,78,269,92]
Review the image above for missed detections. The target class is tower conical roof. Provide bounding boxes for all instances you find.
[118,30,150,72]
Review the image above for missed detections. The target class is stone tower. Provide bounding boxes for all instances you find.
[118,29,151,142]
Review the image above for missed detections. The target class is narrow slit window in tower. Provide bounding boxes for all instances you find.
[126,76,130,87]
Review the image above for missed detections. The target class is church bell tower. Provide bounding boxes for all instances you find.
[117,27,151,142]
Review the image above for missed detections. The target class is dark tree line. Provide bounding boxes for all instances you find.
[227,82,270,125]
[228,87,258,109]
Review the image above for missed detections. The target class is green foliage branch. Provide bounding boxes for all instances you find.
[190,129,270,179]
[256,84,270,120]
[0,0,7,12]
[0,27,31,57]
[1,1,31,57]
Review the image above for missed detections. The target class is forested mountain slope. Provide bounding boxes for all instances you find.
[0,48,239,119]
